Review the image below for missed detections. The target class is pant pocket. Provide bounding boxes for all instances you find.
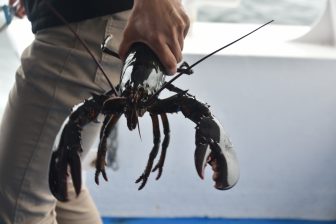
[94,11,131,91]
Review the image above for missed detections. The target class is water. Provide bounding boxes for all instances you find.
[198,0,327,25]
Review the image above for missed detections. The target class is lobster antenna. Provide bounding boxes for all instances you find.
[137,119,142,141]
[44,1,119,96]
[149,20,274,101]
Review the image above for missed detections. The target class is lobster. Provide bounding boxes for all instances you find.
[46,1,272,202]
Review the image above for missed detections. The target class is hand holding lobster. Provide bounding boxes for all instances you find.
[119,0,190,75]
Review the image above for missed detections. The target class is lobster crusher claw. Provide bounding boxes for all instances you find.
[194,116,239,190]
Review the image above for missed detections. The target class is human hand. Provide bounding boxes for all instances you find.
[119,0,190,75]
[8,0,25,18]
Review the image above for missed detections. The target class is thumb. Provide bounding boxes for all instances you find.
[118,35,135,62]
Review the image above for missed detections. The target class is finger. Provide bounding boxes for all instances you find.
[118,42,131,62]
[168,37,182,63]
[173,18,185,51]
[178,31,184,51]
[152,43,177,75]
[118,30,135,61]
[182,16,190,38]
[179,9,190,37]
[175,15,189,52]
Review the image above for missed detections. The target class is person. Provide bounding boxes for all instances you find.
[0,0,190,223]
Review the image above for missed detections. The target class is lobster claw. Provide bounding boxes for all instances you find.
[195,116,239,190]
[49,149,68,202]
[49,123,83,202]
[49,147,82,202]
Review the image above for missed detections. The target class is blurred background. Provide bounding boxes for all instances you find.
[1,0,336,223]
[197,0,326,25]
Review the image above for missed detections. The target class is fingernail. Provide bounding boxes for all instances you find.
[168,68,177,76]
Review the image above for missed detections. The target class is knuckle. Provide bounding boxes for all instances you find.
[148,32,163,45]
[180,9,190,26]
[175,18,186,33]
[179,7,190,25]
[184,16,190,28]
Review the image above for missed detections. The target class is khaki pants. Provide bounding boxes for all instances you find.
[0,11,129,224]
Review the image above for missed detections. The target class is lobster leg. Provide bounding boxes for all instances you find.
[95,114,121,185]
[99,114,113,139]
[152,113,170,180]
[49,94,107,201]
[149,86,240,190]
[136,113,161,190]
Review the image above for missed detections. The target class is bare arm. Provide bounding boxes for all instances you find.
[119,0,190,75]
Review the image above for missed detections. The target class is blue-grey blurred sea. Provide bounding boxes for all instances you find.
[198,0,327,25]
